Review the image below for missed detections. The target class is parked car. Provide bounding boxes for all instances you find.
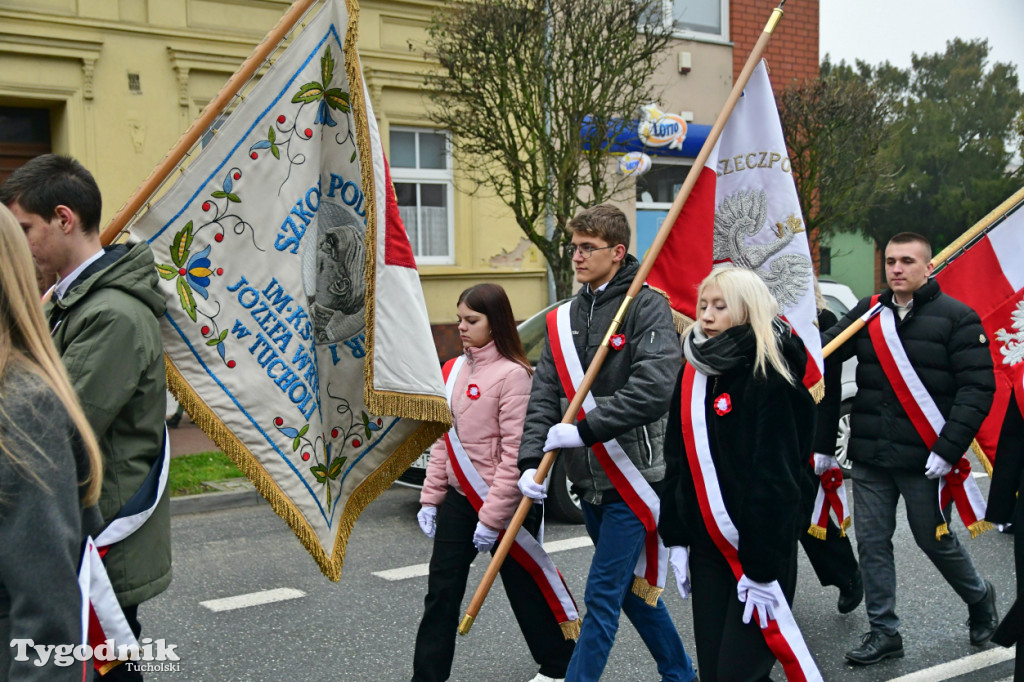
[818,279,860,470]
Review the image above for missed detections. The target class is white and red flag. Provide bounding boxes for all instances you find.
[648,60,823,395]
[129,0,449,580]
[934,196,1024,469]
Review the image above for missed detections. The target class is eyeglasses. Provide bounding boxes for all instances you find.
[566,244,615,259]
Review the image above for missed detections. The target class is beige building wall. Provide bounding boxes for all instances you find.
[0,1,737,346]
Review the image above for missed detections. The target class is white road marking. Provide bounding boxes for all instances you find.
[885,645,1015,681]
[373,535,594,581]
[200,588,306,612]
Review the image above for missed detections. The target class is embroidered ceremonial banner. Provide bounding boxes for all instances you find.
[648,60,823,395]
[935,197,1024,469]
[130,0,449,580]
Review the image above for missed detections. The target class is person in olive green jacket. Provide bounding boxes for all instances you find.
[2,155,170,681]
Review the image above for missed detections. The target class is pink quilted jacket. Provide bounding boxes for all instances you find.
[420,341,532,530]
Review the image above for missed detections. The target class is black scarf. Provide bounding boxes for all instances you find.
[683,324,756,376]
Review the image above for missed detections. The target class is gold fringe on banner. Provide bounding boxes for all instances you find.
[167,355,446,581]
[840,515,851,538]
[631,576,664,607]
[807,377,825,404]
[970,439,994,477]
[559,618,582,641]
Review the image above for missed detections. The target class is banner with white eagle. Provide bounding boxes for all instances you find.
[130,0,449,580]
[648,60,823,396]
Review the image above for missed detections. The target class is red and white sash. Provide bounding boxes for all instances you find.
[867,296,992,539]
[442,357,580,639]
[680,365,822,681]
[546,303,668,604]
[808,464,851,540]
[79,428,170,675]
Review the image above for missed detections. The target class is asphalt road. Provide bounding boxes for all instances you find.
[144,475,1017,681]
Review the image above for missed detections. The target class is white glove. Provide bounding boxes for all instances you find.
[417,505,437,538]
[736,575,780,629]
[669,547,691,599]
[473,522,500,553]
[997,523,1013,533]
[544,423,584,452]
[813,453,839,475]
[518,468,548,500]
[924,452,953,479]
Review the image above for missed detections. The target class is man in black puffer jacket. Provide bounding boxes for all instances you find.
[824,232,997,666]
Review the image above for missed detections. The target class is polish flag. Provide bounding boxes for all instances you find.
[934,199,1024,465]
[648,60,823,393]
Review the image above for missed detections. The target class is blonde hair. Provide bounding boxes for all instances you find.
[689,267,796,384]
[0,203,103,505]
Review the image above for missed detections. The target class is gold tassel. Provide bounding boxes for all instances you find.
[559,618,582,641]
[840,516,851,538]
[968,519,994,539]
[807,377,825,404]
[806,524,827,541]
[631,576,664,607]
[935,522,950,541]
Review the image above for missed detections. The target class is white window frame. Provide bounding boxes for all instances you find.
[663,0,730,44]
[389,126,455,266]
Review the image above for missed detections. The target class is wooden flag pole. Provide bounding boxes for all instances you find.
[821,184,1024,360]
[458,1,788,636]
[99,0,319,245]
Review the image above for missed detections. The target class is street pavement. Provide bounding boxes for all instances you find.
[143,471,1017,681]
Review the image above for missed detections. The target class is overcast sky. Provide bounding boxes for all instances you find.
[819,0,1024,74]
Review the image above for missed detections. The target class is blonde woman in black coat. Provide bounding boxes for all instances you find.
[658,267,820,681]
[0,203,103,681]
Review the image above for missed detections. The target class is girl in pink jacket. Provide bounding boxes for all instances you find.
[412,284,576,682]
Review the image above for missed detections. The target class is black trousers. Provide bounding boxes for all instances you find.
[689,534,799,682]
[101,604,142,681]
[797,515,859,588]
[411,488,575,682]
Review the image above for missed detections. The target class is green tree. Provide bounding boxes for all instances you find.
[425,0,671,299]
[778,57,897,253]
[861,39,1024,251]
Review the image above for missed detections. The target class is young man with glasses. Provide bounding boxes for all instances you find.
[517,204,695,681]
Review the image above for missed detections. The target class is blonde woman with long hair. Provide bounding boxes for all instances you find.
[658,267,820,679]
[0,203,103,680]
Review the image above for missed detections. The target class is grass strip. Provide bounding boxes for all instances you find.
[169,450,245,497]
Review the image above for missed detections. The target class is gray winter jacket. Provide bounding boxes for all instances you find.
[518,255,681,503]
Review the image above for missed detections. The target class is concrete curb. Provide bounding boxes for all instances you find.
[171,488,263,516]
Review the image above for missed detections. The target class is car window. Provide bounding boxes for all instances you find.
[517,300,564,367]
[823,294,849,319]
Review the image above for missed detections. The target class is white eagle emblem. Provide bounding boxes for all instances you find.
[713,189,813,312]
[995,298,1024,366]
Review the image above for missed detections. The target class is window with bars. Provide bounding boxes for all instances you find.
[389,128,454,265]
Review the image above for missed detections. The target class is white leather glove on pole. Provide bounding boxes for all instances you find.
[417,505,437,538]
[924,452,953,479]
[518,468,548,500]
[669,547,691,599]
[544,423,584,452]
[813,453,839,476]
[736,575,780,629]
[472,522,500,553]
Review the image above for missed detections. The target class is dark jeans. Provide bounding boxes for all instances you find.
[852,462,988,635]
[412,488,574,682]
[690,533,799,682]
[566,500,695,682]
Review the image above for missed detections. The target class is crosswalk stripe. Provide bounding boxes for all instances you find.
[200,588,306,612]
[885,646,1015,681]
[373,535,594,581]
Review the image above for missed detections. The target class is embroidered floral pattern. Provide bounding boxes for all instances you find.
[466,384,481,400]
[713,393,732,416]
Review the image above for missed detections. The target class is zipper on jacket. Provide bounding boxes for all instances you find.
[641,425,653,466]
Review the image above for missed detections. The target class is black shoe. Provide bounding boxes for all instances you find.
[845,631,904,665]
[837,571,864,614]
[968,580,999,645]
